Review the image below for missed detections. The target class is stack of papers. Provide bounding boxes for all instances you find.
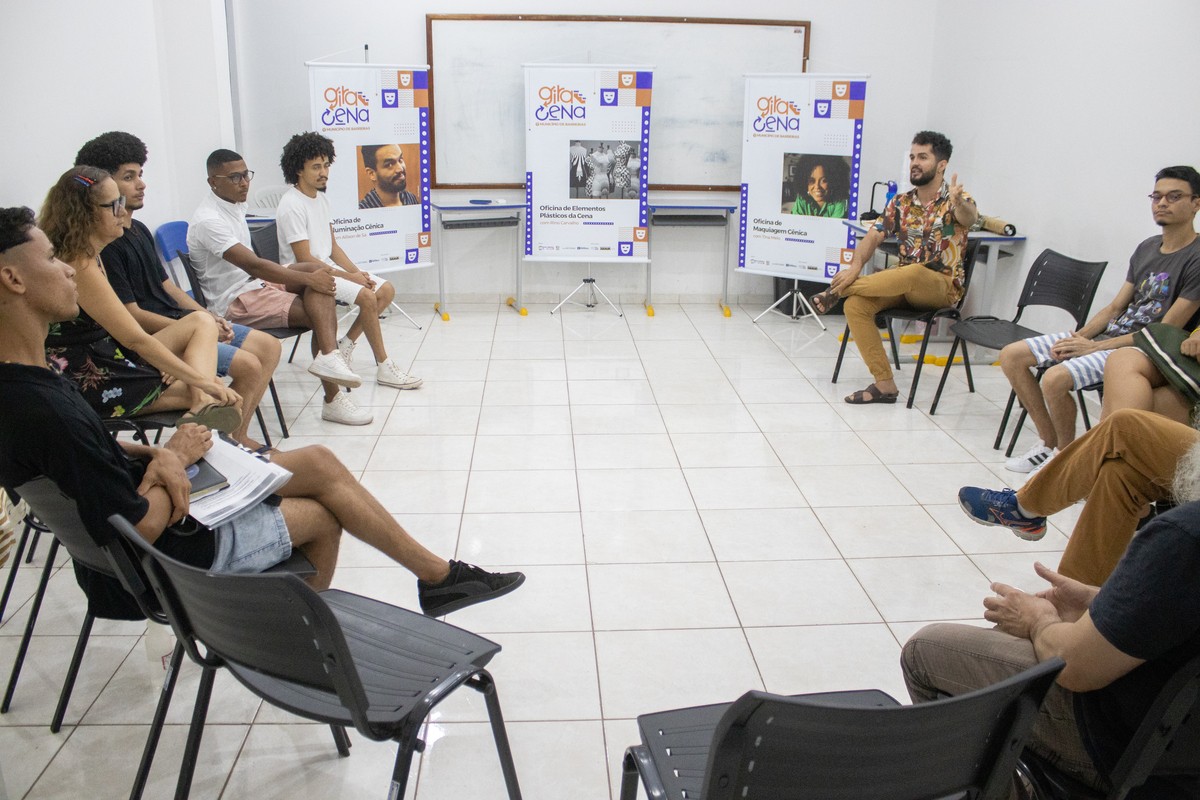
[188,438,292,527]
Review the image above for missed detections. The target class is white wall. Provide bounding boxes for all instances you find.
[0,0,232,233]
[929,0,1200,329]
[4,1,1196,309]
[226,0,935,302]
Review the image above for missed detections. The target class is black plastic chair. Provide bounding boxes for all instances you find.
[1018,650,1200,799]
[110,512,523,800]
[832,239,982,409]
[621,657,1064,800]
[1,478,327,800]
[177,250,293,441]
[2,477,181,799]
[927,249,1107,444]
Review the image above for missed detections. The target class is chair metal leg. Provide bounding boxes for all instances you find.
[24,529,40,564]
[831,324,850,384]
[254,407,272,449]
[886,319,902,370]
[929,336,962,415]
[130,639,185,800]
[620,749,642,800]
[1078,389,1092,431]
[961,340,974,393]
[2,538,60,713]
[906,326,935,409]
[0,523,32,623]
[1007,408,1029,457]
[331,724,351,757]
[471,671,523,799]
[287,334,303,364]
[995,390,1019,450]
[267,379,289,439]
[175,665,216,800]
[51,610,95,732]
[388,721,424,800]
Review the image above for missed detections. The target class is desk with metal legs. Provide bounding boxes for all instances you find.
[430,201,524,319]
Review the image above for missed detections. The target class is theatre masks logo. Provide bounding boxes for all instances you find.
[813,81,867,120]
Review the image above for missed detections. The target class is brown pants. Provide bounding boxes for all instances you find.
[902,622,1105,794]
[1018,408,1198,586]
[841,263,957,383]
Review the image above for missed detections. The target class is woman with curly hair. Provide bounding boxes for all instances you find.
[790,155,850,218]
[40,166,241,429]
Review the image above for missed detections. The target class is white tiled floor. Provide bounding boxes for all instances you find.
[0,301,1088,799]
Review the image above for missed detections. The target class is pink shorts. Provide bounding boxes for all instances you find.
[226,283,297,329]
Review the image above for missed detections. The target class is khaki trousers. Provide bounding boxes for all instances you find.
[840,263,957,383]
[902,622,1106,794]
[1018,409,1197,586]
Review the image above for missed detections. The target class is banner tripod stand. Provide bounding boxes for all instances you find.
[550,264,623,317]
[752,279,826,330]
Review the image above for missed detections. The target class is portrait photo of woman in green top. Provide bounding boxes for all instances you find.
[784,153,850,218]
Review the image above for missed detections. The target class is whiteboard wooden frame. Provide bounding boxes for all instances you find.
[426,14,810,191]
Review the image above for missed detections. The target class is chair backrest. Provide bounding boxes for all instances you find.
[15,477,161,622]
[109,512,370,712]
[153,220,189,262]
[955,238,984,309]
[249,222,280,264]
[1106,649,1200,797]
[1012,249,1108,328]
[251,184,289,211]
[700,657,1065,800]
[176,251,209,309]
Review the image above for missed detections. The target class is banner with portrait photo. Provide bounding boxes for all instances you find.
[524,64,652,262]
[737,74,868,284]
[307,62,432,273]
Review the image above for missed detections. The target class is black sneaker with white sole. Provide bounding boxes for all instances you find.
[418,560,526,616]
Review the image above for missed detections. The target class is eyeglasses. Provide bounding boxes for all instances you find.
[1148,191,1198,204]
[214,170,255,184]
[96,195,127,217]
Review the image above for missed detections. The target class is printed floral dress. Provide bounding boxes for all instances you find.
[45,309,166,418]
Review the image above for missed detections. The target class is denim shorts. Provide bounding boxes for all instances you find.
[209,499,292,574]
[215,323,253,377]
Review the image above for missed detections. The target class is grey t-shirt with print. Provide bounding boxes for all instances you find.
[1105,235,1200,336]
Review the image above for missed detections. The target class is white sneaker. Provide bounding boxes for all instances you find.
[1028,448,1058,477]
[337,336,357,367]
[321,390,373,425]
[308,350,362,388]
[376,359,423,389]
[1004,441,1056,474]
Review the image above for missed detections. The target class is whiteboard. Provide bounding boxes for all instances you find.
[426,15,809,190]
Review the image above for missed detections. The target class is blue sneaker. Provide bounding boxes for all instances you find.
[958,487,1047,541]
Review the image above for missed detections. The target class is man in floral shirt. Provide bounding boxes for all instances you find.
[811,131,977,404]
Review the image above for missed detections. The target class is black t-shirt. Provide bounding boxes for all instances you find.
[102,219,187,320]
[1078,501,1200,791]
[0,363,214,618]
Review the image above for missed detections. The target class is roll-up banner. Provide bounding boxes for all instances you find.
[307,62,433,273]
[737,75,868,284]
[523,64,653,262]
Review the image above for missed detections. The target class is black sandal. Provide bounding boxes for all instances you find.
[809,288,839,315]
[844,384,899,405]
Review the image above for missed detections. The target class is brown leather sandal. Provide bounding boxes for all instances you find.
[809,288,839,315]
[844,383,899,404]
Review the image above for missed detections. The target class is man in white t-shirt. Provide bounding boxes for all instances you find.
[186,149,371,426]
[276,132,421,394]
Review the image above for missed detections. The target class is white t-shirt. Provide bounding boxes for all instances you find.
[185,191,256,316]
[276,187,333,266]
